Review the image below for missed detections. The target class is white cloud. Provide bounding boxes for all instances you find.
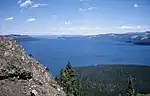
[5,17,14,20]
[119,25,150,30]
[88,7,97,10]
[119,26,132,29]
[26,18,36,22]
[19,0,48,9]
[20,0,33,8]
[17,0,21,4]
[51,15,57,19]
[31,3,48,8]
[50,26,103,35]
[17,0,23,4]
[79,6,97,12]
[80,0,88,2]
[134,4,139,8]
[64,21,72,25]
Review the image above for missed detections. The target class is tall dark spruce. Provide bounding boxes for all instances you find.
[60,61,80,96]
[126,77,136,96]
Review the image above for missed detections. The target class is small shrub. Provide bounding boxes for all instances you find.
[55,75,60,84]
[29,53,33,57]
[46,67,50,72]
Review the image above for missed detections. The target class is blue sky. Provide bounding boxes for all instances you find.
[0,0,150,35]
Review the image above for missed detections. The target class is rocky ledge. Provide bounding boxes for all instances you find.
[0,36,66,96]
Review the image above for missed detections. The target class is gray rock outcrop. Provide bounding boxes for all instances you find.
[0,36,66,96]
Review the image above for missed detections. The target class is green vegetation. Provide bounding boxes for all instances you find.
[75,65,150,96]
[126,77,136,96]
[137,93,150,96]
[29,53,33,57]
[45,67,50,72]
[57,64,150,96]
[59,61,81,96]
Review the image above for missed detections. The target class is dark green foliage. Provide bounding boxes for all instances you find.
[75,65,150,96]
[55,75,60,84]
[137,93,150,96]
[29,53,33,57]
[126,77,136,96]
[45,67,50,72]
[60,61,81,96]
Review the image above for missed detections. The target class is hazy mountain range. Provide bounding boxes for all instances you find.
[2,31,150,45]
[3,34,40,41]
[46,31,150,45]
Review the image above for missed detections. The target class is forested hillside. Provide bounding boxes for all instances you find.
[75,65,150,96]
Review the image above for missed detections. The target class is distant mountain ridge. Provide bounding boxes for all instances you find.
[45,31,150,45]
[4,34,40,41]
[107,31,150,45]
[2,31,150,45]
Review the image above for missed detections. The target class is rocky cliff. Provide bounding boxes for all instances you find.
[0,36,66,96]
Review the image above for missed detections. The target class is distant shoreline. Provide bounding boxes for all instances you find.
[75,64,150,68]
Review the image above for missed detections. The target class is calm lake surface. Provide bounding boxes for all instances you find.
[20,38,150,75]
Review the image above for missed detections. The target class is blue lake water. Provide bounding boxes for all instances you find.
[20,38,150,75]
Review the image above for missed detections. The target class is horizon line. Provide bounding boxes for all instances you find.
[0,31,150,36]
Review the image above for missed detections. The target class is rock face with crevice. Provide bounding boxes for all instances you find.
[0,36,66,96]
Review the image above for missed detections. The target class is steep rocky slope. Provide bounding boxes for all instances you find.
[0,36,66,96]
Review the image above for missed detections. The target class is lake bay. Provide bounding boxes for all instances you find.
[20,38,150,75]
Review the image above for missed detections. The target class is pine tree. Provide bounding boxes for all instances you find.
[29,53,33,57]
[126,77,136,96]
[45,67,50,72]
[60,61,80,96]
[55,75,60,85]
[60,68,68,93]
